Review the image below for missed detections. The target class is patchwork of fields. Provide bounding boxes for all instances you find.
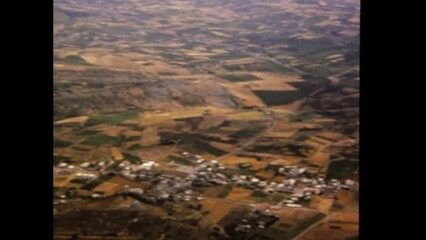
[54,0,359,239]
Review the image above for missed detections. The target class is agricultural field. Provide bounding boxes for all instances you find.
[54,0,359,239]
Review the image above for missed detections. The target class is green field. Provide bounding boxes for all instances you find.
[193,140,228,156]
[167,154,194,166]
[217,185,233,198]
[326,160,359,180]
[87,111,138,126]
[217,74,261,82]
[60,55,93,66]
[230,126,265,138]
[54,139,73,148]
[123,153,142,164]
[81,134,119,147]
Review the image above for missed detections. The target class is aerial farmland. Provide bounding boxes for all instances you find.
[54,0,360,239]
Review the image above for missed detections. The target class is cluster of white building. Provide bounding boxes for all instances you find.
[54,151,358,208]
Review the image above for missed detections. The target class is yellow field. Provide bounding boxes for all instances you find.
[255,170,275,180]
[128,87,145,97]
[316,131,344,142]
[80,50,191,75]
[225,187,253,202]
[290,33,320,40]
[274,122,321,130]
[53,173,76,187]
[313,118,336,124]
[107,175,150,189]
[331,213,359,223]
[199,199,237,227]
[210,31,232,38]
[305,139,326,149]
[221,83,266,108]
[209,142,236,152]
[264,130,298,138]
[309,136,334,145]
[54,116,89,126]
[91,124,129,137]
[307,152,330,167]
[185,51,218,57]
[110,147,124,161]
[238,80,297,91]
[315,20,341,27]
[138,112,175,127]
[199,115,226,129]
[139,107,234,125]
[121,119,140,126]
[270,100,305,114]
[223,57,260,65]
[226,111,265,121]
[270,208,318,229]
[140,127,160,146]
[250,72,304,83]
[122,129,142,137]
[269,157,301,166]
[310,196,334,212]
[336,191,356,205]
[137,145,175,162]
[92,181,123,196]
[141,43,185,48]
[210,48,229,54]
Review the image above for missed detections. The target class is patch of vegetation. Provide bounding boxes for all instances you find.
[123,153,142,164]
[128,144,142,151]
[193,140,228,156]
[340,79,360,89]
[289,113,315,122]
[261,212,325,240]
[63,108,84,118]
[251,190,268,198]
[262,227,287,240]
[253,90,305,106]
[219,208,251,226]
[81,179,103,190]
[217,74,261,82]
[304,16,329,26]
[86,111,138,126]
[62,55,93,66]
[254,78,329,106]
[54,139,73,148]
[295,134,310,141]
[87,81,105,88]
[217,185,233,198]
[230,126,264,138]
[102,26,135,35]
[287,38,336,57]
[326,160,359,180]
[124,136,141,142]
[246,143,310,157]
[75,130,100,136]
[270,194,286,204]
[167,154,194,166]
[81,134,119,147]
[160,132,236,145]
[210,52,249,61]
[54,82,72,90]
[222,62,293,73]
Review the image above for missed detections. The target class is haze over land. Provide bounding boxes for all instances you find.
[54,0,359,239]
